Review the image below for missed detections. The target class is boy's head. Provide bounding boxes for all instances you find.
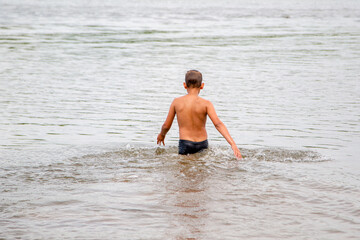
[185,70,203,88]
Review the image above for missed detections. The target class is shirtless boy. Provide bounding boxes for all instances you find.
[157,70,242,159]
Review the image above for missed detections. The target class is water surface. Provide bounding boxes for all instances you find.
[1,0,360,239]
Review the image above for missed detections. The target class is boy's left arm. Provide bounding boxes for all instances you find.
[157,100,176,146]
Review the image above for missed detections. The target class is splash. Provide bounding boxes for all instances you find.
[74,145,328,163]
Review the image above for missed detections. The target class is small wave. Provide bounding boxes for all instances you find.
[242,148,328,163]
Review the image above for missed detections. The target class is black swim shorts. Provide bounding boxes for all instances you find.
[178,139,208,155]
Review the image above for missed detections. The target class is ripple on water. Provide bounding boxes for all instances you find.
[1,145,359,239]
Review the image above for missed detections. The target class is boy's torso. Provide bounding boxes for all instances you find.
[173,95,208,142]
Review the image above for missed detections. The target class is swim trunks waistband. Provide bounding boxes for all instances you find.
[178,139,208,155]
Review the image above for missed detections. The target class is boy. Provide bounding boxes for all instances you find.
[157,70,242,159]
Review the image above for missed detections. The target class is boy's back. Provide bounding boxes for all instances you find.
[174,94,208,142]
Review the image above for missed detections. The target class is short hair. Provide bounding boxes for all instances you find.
[185,70,203,88]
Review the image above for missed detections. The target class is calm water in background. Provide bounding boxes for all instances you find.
[1,0,360,239]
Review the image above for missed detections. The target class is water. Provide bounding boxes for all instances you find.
[1,0,360,239]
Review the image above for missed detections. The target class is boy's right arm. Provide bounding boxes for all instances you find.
[207,101,242,159]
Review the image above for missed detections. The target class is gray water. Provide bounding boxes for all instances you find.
[1,0,360,239]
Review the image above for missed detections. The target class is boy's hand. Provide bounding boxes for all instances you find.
[231,145,242,159]
[157,134,165,146]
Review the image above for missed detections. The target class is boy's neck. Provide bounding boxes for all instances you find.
[186,88,200,96]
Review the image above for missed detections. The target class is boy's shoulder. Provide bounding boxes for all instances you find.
[173,95,211,105]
